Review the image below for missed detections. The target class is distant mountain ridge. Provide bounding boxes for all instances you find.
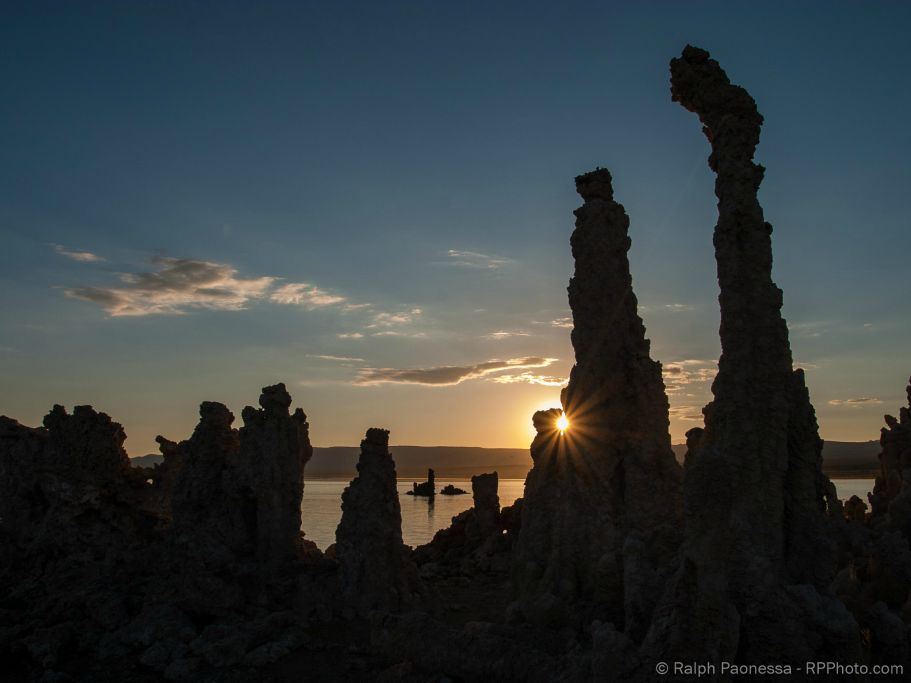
[129,440,881,479]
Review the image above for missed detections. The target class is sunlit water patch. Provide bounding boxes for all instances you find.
[301,478,525,550]
[830,477,874,504]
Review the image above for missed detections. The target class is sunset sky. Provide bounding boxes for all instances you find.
[2,2,909,455]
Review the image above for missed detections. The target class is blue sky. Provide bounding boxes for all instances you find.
[2,1,909,454]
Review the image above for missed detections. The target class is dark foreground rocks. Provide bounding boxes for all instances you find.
[0,384,337,681]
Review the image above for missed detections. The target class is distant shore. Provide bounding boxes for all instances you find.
[130,440,881,481]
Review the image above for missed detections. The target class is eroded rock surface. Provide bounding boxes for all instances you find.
[408,468,435,497]
[871,378,911,530]
[414,473,513,575]
[471,472,500,538]
[0,405,135,547]
[513,169,682,636]
[169,383,313,572]
[335,428,424,617]
[0,384,331,680]
[237,383,313,567]
[643,44,857,667]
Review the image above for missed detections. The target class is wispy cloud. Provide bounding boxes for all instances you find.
[794,361,819,371]
[787,320,831,338]
[442,249,512,270]
[662,360,717,394]
[371,330,427,338]
[52,244,104,262]
[368,308,422,328]
[354,356,556,386]
[270,283,346,308]
[551,317,573,329]
[486,330,530,340]
[337,332,365,339]
[491,372,566,387]
[65,257,275,316]
[828,397,883,407]
[61,254,420,330]
[641,303,695,314]
[669,405,705,421]
[307,354,365,363]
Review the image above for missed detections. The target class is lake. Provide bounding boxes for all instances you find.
[302,478,525,550]
[301,477,875,551]
[831,477,874,505]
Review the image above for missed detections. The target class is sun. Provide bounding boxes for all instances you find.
[556,414,569,433]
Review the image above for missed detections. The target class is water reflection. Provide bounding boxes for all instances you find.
[301,478,870,551]
[301,478,525,551]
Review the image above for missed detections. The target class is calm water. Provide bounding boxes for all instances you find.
[831,477,874,504]
[302,478,525,550]
[301,477,874,551]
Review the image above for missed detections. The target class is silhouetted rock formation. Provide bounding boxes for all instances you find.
[844,495,868,523]
[471,472,500,537]
[140,435,183,517]
[169,383,312,572]
[513,168,682,636]
[824,378,911,675]
[407,468,435,496]
[683,426,703,468]
[335,428,424,617]
[643,45,857,667]
[0,405,134,547]
[237,383,313,567]
[440,483,467,495]
[414,472,512,574]
[170,401,242,559]
[0,385,330,680]
[871,377,911,528]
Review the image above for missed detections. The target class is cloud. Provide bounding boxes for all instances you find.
[65,257,274,316]
[337,332,365,339]
[828,397,883,407]
[787,320,830,338]
[307,354,365,363]
[641,303,695,314]
[52,244,104,262]
[486,330,530,340]
[443,249,512,269]
[368,308,422,328]
[551,317,573,329]
[354,356,556,386]
[794,361,819,371]
[270,283,346,308]
[669,404,705,421]
[662,360,717,394]
[370,331,427,338]
[491,372,567,387]
[61,254,416,328]
[362,308,426,337]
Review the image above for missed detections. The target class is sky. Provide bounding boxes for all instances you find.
[1,1,909,455]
